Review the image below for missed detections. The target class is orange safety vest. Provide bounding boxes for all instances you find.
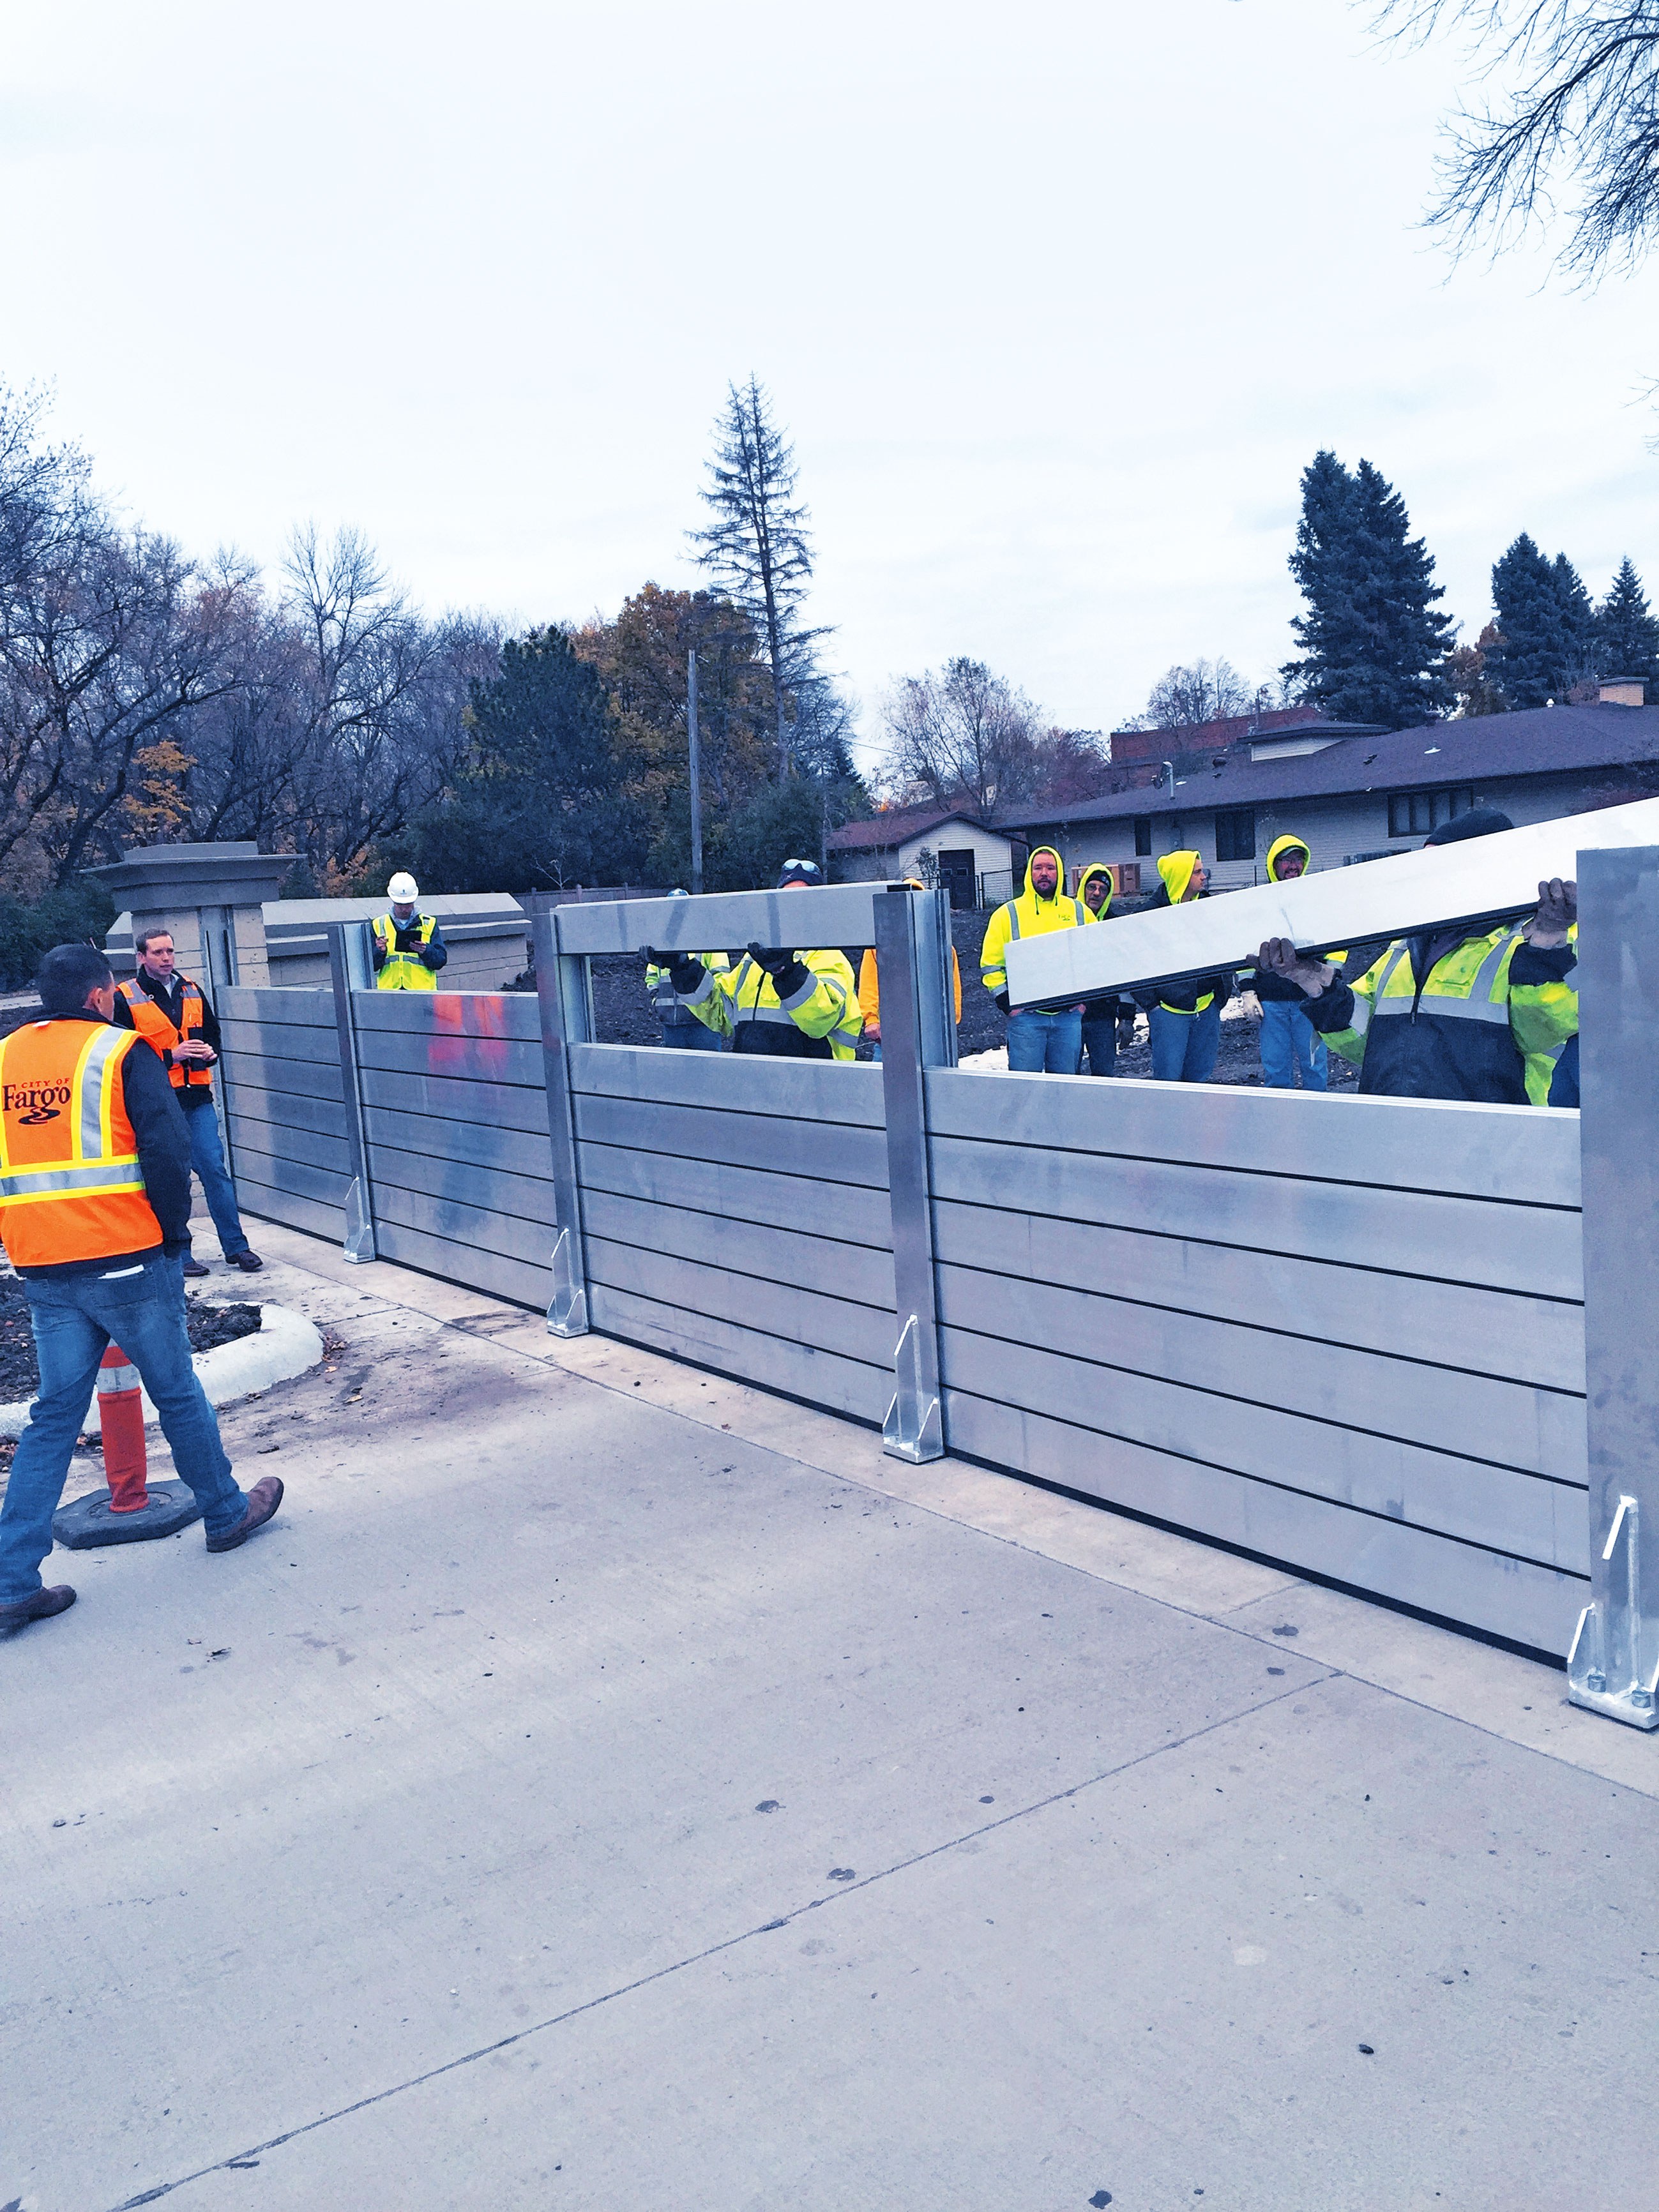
[0,1020,163,1268]
[117,974,212,1092]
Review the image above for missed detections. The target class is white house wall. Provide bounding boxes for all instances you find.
[1036,766,1634,895]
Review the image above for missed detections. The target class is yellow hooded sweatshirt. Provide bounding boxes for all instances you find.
[1141,850,1232,1016]
[980,846,1086,1001]
[1265,834,1309,884]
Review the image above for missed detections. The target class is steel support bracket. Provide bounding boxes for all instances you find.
[875,885,953,1464]
[529,895,591,1339]
[328,922,378,1265]
[883,1313,943,1463]
[1568,1496,1659,1728]
[1574,847,1659,1726]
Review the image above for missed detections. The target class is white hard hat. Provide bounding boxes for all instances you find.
[388,872,419,903]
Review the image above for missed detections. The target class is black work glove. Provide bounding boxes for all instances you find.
[747,941,809,998]
[644,946,704,995]
[994,990,1010,1015]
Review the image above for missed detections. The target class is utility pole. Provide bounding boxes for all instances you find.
[687,648,704,897]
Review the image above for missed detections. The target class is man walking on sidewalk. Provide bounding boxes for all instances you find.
[0,944,282,1637]
[114,927,262,1278]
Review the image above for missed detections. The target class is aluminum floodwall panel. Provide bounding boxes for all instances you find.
[928,1069,1587,1652]
[216,959,1595,1658]
[571,1044,895,1423]
[352,991,554,1309]
[218,985,351,1242]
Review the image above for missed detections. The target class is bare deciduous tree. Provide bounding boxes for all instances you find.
[1126,657,1261,730]
[1371,2,1659,277]
[879,658,1052,816]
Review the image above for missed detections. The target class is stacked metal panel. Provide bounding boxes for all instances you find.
[926,1069,1586,1653]
[570,1044,896,1424]
[218,984,351,1241]
[352,990,556,1310]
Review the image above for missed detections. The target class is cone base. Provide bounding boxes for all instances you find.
[52,1480,202,1549]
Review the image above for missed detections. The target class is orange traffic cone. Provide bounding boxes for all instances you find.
[96,1344,148,1513]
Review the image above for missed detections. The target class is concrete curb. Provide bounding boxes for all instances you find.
[0,1302,326,1440]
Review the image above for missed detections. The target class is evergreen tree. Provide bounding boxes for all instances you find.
[1282,451,1454,726]
[401,627,647,892]
[1551,552,1597,681]
[692,377,828,776]
[1596,557,1659,681]
[1488,534,1582,709]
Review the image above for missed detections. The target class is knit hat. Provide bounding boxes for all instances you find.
[776,858,824,888]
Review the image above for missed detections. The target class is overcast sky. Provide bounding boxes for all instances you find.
[5,1,1654,765]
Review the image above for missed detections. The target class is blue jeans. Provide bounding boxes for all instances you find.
[1079,1014,1119,1077]
[184,1099,250,1258]
[1149,1003,1221,1083]
[1258,998,1328,1090]
[662,1019,725,1051]
[0,1250,246,1602]
[1006,1007,1083,1074]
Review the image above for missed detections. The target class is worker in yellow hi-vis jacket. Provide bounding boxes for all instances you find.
[646,859,861,1061]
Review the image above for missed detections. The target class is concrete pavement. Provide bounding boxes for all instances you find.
[3,1221,1655,2211]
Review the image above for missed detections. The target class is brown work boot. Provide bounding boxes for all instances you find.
[205,1475,284,1554]
[0,1585,77,1637]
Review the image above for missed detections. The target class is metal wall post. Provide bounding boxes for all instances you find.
[528,896,591,1337]
[1568,845,1659,1727]
[327,922,377,1263]
[875,885,952,1462]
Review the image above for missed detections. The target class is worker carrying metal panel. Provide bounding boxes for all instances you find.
[1256,809,1579,1103]
[979,845,1087,1074]
[646,859,861,1060]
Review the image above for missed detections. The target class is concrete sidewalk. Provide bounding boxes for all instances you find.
[4,1221,1655,2212]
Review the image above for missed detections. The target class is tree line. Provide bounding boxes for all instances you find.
[0,375,868,905]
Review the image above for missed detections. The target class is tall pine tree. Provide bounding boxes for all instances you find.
[1282,452,1454,726]
[1487,534,1582,709]
[1596,557,1659,681]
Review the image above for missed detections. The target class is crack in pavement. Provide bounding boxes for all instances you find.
[103,1674,1330,2209]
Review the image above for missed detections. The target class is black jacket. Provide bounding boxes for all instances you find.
[19,1015,194,1276]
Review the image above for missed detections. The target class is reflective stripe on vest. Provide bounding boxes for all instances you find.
[374,913,439,989]
[0,1021,162,1266]
[117,975,210,1090]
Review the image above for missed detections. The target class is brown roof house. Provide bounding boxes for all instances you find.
[999,684,1659,892]
[826,805,1013,912]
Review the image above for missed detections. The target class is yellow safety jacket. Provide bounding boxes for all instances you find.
[683,947,861,1060]
[0,1021,162,1268]
[980,846,1086,1001]
[1308,924,1578,1104]
[647,950,729,1019]
[372,911,443,989]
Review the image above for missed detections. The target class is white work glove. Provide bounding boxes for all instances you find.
[1256,939,1337,999]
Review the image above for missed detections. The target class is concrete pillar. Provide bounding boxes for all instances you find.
[91,842,298,995]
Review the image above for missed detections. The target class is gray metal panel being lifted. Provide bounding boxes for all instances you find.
[1004,794,1659,1005]
[554,883,898,956]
